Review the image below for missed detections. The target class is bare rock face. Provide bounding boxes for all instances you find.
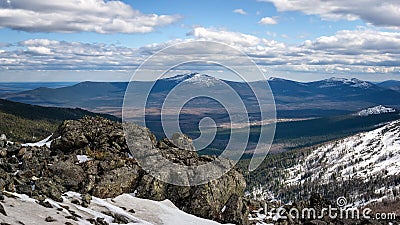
[0,116,248,225]
[170,133,196,151]
[92,165,141,199]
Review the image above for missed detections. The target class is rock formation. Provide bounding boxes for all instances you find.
[0,116,248,224]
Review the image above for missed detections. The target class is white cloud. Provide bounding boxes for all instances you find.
[1,29,400,77]
[0,0,181,33]
[188,27,261,47]
[259,0,400,29]
[307,29,400,54]
[233,8,247,15]
[27,46,52,55]
[258,17,278,25]
[0,39,142,70]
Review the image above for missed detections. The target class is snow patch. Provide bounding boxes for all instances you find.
[76,155,92,163]
[22,135,52,147]
[164,73,220,87]
[320,77,373,89]
[355,105,396,116]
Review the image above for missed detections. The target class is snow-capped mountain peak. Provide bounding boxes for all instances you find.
[164,73,220,87]
[267,77,286,81]
[356,105,397,116]
[320,77,373,89]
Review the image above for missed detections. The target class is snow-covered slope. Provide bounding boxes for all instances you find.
[355,105,396,116]
[319,77,373,89]
[0,191,230,225]
[165,73,220,87]
[285,120,400,185]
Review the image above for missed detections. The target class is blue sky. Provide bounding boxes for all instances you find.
[0,0,399,82]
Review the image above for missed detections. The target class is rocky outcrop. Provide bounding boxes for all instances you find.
[0,116,248,224]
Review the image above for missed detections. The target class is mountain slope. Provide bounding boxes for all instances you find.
[377,80,400,92]
[246,119,400,206]
[285,119,400,185]
[0,99,119,142]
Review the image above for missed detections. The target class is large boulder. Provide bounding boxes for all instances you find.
[51,116,127,155]
[92,165,142,198]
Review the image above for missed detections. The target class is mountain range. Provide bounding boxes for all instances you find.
[2,73,400,119]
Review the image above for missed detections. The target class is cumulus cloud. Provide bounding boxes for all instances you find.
[188,27,261,47]
[305,30,400,54]
[233,8,247,15]
[0,39,143,70]
[258,17,278,25]
[1,29,400,76]
[259,0,400,29]
[0,0,181,33]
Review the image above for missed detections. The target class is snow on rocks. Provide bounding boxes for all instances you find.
[356,105,396,116]
[0,191,231,225]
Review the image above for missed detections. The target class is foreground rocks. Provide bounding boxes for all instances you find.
[0,116,248,224]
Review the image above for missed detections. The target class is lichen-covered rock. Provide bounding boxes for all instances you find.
[34,177,64,202]
[92,165,141,198]
[162,133,196,151]
[51,116,128,155]
[221,194,249,225]
[184,169,247,224]
[49,161,85,191]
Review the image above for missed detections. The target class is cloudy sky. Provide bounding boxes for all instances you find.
[0,0,400,81]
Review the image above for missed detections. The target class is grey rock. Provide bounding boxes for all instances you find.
[45,216,57,222]
[81,193,92,208]
[50,161,85,191]
[0,134,6,141]
[0,203,6,216]
[222,194,249,225]
[171,133,196,151]
[92,165,141,199]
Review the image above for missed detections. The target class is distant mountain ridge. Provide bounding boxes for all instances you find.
[2,74,400,118]
[376,80,400,91]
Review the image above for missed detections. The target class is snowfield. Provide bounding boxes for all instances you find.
[0,191,231,225]
[165,73,220,87]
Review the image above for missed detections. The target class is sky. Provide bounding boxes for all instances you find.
[0,0,400,82]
